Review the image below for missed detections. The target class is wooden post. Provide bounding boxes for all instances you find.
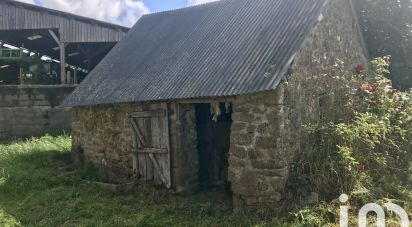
[19,47,24,85]
[66,70,71,84]
[19,67,24,85]
[48,30,67,84]
[73,69,78,84]
[60,42,66,84]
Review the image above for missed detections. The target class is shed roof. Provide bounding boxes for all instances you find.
[63,0,327,107]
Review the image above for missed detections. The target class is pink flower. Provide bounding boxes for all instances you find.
[361,82,378,94]
[355,64,365,74]
[358,164,365,172]
[361,82,373,93]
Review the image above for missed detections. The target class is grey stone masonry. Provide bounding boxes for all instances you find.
[72,103,200,190]
[227,0,367,209]
[229,89,290,208]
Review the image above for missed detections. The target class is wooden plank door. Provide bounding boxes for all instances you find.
[131,105,171,188]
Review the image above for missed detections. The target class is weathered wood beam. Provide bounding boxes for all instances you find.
[49,29,67,84]
[130,110,166,118]
[60,42,66,84]
[67,70,71,84]
[19,67,24,85]
[148,153,168,185]
[73,69,78,84]
[48,29,60,45]
[130,120,147,146]
[177,98,236,104]
[133,148,168,154]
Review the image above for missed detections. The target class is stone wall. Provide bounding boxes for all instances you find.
[0,85,75,139]
[227,0,367,209]
[72,104,137,181]
[72,102,199,189]
[229,89,290,208]
[285,0,368,173]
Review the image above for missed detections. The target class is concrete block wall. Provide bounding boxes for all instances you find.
[0,85,76,139]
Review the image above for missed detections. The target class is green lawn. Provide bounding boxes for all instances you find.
[0,135,298,227]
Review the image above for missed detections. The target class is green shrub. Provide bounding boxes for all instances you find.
[284,57,412,226]
[291,56,412,202]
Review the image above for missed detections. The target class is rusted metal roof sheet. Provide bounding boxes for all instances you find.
[1,0,128,43]
[63,0,327,107]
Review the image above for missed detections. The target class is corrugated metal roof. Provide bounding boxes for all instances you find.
[1,0,128,43]
[63,0,327,107]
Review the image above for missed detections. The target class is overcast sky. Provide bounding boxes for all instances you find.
[16,0,219,27]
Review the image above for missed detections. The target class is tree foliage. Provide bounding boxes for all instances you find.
[356,0,412,89]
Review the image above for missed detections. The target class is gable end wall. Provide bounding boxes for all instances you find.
[228,0,367,210]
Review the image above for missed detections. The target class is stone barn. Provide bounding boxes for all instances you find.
[63,0,367,209]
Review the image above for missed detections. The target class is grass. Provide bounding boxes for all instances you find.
[1,135,406,226]
[0,135,298,227]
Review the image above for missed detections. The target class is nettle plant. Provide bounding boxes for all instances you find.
[292,57,412,202]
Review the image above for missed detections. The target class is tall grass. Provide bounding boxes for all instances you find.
[0,135,297,227]
[0,134,407,226]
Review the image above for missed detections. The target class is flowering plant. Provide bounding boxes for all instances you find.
[293,57,412,201]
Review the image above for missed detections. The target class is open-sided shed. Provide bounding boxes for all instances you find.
[0,0,129,84]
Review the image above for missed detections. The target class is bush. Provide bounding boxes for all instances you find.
[291,57,412,202]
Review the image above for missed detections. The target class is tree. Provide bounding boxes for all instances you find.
[355,0,412,89]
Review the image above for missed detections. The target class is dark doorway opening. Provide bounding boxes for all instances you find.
[195,103,232,192]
